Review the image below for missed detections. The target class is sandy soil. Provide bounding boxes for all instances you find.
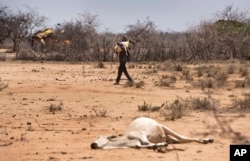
[0,60,249,161]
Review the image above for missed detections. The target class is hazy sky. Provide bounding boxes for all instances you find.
[1,0,249,33]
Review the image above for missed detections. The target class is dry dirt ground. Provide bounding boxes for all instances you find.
[0,59,249,161]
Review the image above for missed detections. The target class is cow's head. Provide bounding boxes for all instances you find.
[90,135,117,149]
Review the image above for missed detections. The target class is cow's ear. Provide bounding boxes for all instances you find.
[107,135,117,141]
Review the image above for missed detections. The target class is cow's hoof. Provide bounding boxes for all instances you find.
[203,138,214,144]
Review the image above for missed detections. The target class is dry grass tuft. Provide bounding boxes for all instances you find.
[49,102,63,113]
[134,80,145,88]
[138,101,162,112]
[239,67,248,77]
[190,97,213,110]
[154,75,176,87]
[91,107,109,117]
[96,62,105,68]
[232,93,250,111]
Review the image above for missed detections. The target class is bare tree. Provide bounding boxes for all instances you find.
[186,21,216,61]
[0,5,10,45]
[98,32,114,61]
[60,20,86,60]
[24,6,47,35]
[214,5,250,59]
[185,5,250,61]
[126,17,159,61]
[59,11,101,61]
[2,4,249,62]
[215,5,248,22]
[6,11,29,53]
[2,6,46,57]
[78,11,100,60]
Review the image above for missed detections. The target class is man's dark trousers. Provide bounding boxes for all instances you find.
[116,61,132,83]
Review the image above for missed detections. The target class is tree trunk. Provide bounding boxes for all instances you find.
[13,40,20,59]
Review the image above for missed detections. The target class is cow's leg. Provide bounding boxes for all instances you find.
[162,125,213,144]
[127,131,151,145]
[127,130,168,149]
[138,142,168,149]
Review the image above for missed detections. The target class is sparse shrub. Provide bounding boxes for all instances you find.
[138,101,162,112]
[246,77,250,86]
[147,64,153,69]
[162,99,188,120]
[196,65,219,77]
[197,72,228,89]
[235,80,246,88]
[197,69,203,77]
[239,67,248,77]
[232,94,250,111]
[161,74,168,79]
[152,69,158,73]
[49,102,63,113]
[123,81,134,87]
[137,65,143,69]
[155,79,171,87]
[199,78,214,90]
[138,101,152,111]
[208,65,219,77]
[215,72,228,87]
[155,75,176,87]
[142,69,158,74]
[96,62,105,68]
[227,65,236,74]
[170,75,177,82]
[47,98,56,101]
[182,70,193,81]
[158,61,173,71]
[190,97,212,110]
[128,63,135,69]
[123,80,145,88]
[137,96,218,121]
[161,74,177,82]
[156,64,161,69]
[196,65,207,77]
[134,80,145,88]
[32,68,39,72]
[92,107,109,117]
[150,106,162,112]
[18,49,37,60]
[174,64,183,71]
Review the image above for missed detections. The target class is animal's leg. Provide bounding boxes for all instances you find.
[127,130,168,149]
[124,47,128,56]
[162,125,213,144]
[138,142,168,149]
[147,125,167,143]
[165,135,181,144]
[157,125,167,141]
[127,131,151,145]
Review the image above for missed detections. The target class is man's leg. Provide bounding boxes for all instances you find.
[115,61,124,84]
[123,62,133,82]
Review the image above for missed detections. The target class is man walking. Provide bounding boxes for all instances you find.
[114,37,133,85]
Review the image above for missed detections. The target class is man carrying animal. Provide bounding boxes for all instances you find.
[114,37,134,85]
